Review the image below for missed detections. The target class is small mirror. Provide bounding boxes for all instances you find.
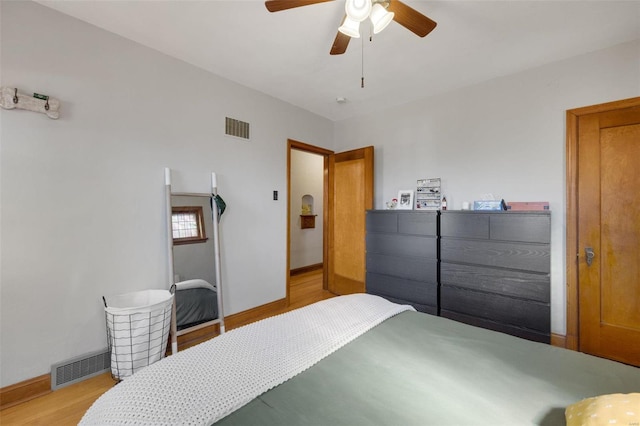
[170,194,220,333]
[164,169,225,353]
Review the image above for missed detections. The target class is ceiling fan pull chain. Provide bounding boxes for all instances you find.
[361,35,365,88]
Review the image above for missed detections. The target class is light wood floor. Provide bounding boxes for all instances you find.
[0,270,331,425]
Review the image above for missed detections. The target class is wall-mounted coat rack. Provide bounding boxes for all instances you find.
[0,86,60,119]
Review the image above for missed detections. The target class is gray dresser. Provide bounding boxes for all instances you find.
[365,210,439,314]
[440,211,551,343]
[365,209,551,343]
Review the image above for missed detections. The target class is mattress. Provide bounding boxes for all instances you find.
[82,295,640,425]
[81,294,412,425]
[217,311,640,425]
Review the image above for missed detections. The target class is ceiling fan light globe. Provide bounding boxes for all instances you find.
[370,4,394,34]
[345,0,372,22]
[338,17,361,38]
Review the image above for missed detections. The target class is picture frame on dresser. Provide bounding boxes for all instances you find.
[397,190,414,210]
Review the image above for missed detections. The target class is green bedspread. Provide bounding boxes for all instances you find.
[217,311,640,425]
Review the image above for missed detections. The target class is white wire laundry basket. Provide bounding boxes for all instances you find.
[103,289,173,380]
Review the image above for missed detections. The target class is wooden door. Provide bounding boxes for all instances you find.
[327,147,374,295]
[568,97,640,366]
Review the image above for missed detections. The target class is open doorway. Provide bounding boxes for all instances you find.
[289,150,324,273]
[287,140,333,304]
[286,140,375,304]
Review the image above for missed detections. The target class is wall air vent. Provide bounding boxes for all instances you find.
[225,117,250,140]
[51,349,110,390]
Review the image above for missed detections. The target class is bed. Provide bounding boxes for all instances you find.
[81,294,640,425]
[173,279,219,331]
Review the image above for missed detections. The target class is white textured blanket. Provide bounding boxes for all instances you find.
[81,294,414,425]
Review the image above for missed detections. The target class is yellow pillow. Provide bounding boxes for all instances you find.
[566,393,640,426]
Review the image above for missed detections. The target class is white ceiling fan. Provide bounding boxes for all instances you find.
[265,0,437,55]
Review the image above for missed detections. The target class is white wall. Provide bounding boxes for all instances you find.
[334,39,640,336]
[290,150,324,270]
[0,1,333,387]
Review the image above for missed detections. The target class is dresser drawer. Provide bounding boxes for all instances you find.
[440,285,550,333]
[367,233,437,258]
[441,213,489,239]
[366,272,437,307]
[440,239,550,273]
[366,211,398,233]
[490,214,550,243]
[398,212,437,236]
[366,253,438,283]
[440,262,550,303]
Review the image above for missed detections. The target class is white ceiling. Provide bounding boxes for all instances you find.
[36,1,640,121]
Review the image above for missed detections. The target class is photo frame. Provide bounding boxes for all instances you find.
[397,190,414,210]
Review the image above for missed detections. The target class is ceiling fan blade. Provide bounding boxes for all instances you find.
[330,30,351,55]
[387,0,437,37]
[265,0,334,13]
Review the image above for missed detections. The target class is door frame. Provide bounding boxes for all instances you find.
[565,96,640,351]
[286,139,334,304]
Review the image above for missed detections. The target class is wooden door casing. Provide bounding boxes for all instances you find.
[287,139,333,302]
[566,97,640,366]
[287,142,374,300]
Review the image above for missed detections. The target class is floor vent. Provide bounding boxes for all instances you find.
[51,349,110,390]
[225,117,250,140]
